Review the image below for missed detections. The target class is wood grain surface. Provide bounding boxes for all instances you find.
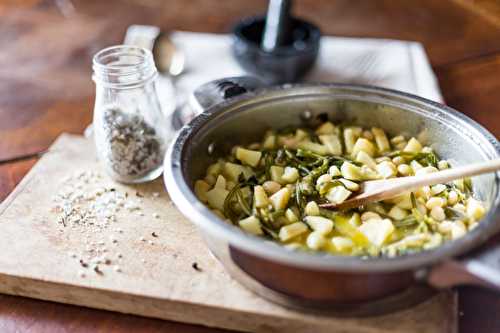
[0,1,499,332]
[0,134,458,333]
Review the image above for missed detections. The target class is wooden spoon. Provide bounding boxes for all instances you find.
[320,158,500,210]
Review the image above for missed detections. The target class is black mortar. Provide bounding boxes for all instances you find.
[232,10,320,84]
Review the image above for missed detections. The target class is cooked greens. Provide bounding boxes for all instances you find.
[195,121,486,257]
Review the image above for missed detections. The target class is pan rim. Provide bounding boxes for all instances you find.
[164,82,500,273]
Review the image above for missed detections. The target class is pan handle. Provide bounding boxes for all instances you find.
[427,238,500,290]
[189,76,266,115]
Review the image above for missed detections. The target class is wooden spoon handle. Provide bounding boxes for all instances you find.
[386,158,500,192]
[321,158,500,210]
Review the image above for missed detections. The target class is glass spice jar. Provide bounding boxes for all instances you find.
[92,45,171,183]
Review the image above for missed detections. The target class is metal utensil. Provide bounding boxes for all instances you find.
[124,25,185,77]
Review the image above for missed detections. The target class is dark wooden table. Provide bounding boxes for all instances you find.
[0,1,499,332]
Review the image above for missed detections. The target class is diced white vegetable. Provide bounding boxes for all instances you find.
[422,146,433,154]
[349,212,362,227]
[214,175,227,189]
[254,185,270,208]
[415,166,438,176]
[304,216,334,235]
[206,187,229,211]
[438,160,449,170]
[451,221,467,240]
[376,156,391,163]
[362,130,374,140]
[262,134,276,150]
[315,122,336,135]
[453,203,466,213]
[295,129,309,141]
[338,178,360,191]
[356,151,377,170]
[447,190,459,205]
[453,179,465,191]
[386,192,413,210]
[376,161,397,179]
[417,202,427,215]
[235,147,262,167]
[305,201,320,216]
[344,127,362,154]
[223,162,254,182]
[392,156,405,166]
[359,219,395,247]
[352,138,376,157]
[297,141,328,155]
[328,165,341,177]
[397,164,411,176]
[194,180,210,203]
[361,211,381,222]
[340,162,363,181]
[269,187,291,210]
[316,174,332,187]
[390,135,405,145]
[262,180,281,195]
[331,236,355,252]
[424,233,443,250]
[319,134,342,155]
[279,135,299,149]
[388,206,409,220]
[430,206,446,221]
[371,127,390,152]
[360,165,380,180]
[426,197,445,210]
[239,216,263,235]
[270,165,285,184]
[438,220,454,235]
[204,174,216,186]
[285,208,299,223]
[325,186,352,205]
[207,162,222,176]
[416,185,431,200]
[281,166,299,183]
[284,242,303,250]
[410,160,423,172]
[431,184,447,195]
[466,198,486,221]
[279,222,308,241]
[306,231,326,250]
[403,137,423,153]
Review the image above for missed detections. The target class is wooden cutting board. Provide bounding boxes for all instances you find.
[0,134,457,333]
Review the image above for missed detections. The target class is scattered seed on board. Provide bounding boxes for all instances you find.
[153,213,160,219]
[113,265,121,272]
[148,240,154,245]
[93,265,102,275]
[78,271,86,278]
[151,232,158,238]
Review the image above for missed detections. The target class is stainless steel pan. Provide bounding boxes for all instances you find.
[164,77,500,315]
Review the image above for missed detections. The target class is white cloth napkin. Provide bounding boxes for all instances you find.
[169,31,443,103]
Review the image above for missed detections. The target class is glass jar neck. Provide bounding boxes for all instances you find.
[92,45,157,89]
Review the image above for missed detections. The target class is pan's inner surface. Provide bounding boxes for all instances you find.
[185,89,497,205]
[178,85,500,270]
